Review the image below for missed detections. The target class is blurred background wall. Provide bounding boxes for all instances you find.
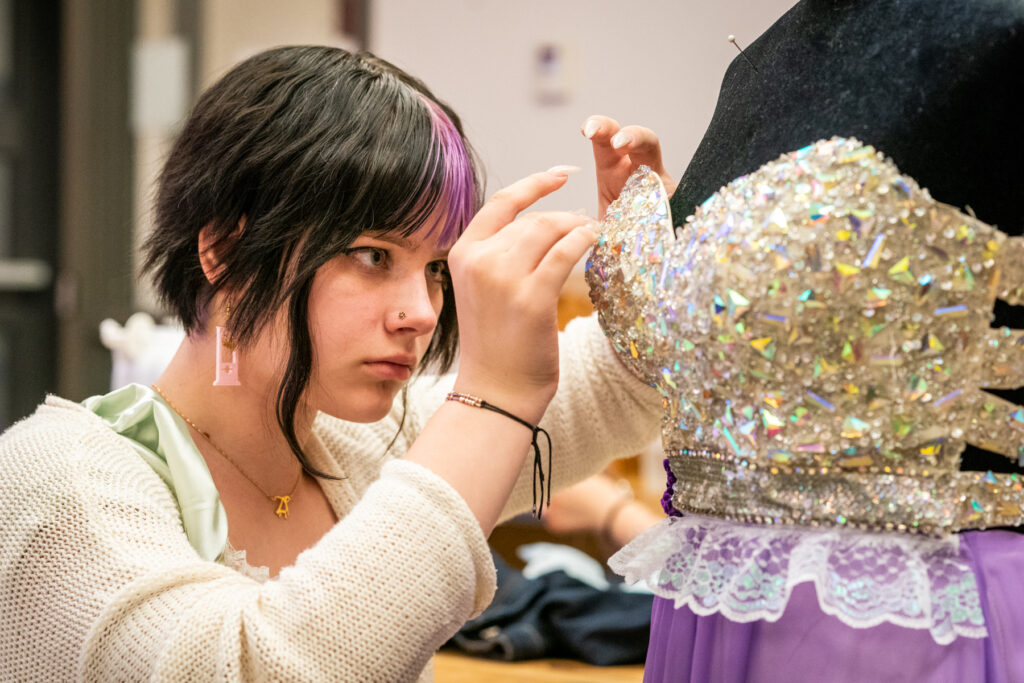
[0,0,795,428]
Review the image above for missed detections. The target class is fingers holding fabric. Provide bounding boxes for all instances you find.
[450,208,594,321]
[582,114,676,218]
[533,222,597,293]
[496,210,596,272]
[611,125,676,193]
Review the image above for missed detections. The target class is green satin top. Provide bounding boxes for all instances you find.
[82,383,228,562]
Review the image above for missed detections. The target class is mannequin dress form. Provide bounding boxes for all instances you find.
[674,0,1024,475]
[626,2,1024,680]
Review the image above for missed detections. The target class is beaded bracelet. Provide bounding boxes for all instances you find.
[446,391,552,519]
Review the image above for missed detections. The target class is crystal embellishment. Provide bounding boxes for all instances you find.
[587,138,1024,534]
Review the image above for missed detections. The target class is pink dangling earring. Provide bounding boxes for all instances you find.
[213,301,241,386]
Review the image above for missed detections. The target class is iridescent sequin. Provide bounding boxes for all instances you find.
[587,138,1024,534]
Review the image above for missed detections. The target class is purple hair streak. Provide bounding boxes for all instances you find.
[419,96,478,248]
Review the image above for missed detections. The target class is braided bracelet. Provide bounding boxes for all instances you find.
[446,391,552,519]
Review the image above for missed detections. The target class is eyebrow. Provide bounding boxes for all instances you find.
[367,232,415,249]
[365,232,449,258]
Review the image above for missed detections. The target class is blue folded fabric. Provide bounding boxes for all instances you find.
[446,548,652,665]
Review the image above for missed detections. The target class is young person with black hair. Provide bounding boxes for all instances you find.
[0,47,667,681]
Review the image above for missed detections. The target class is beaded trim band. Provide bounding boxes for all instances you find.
[665,448,1024,534]
[446,391,552,518]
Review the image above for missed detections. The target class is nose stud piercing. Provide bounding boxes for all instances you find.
[398,311,407,320]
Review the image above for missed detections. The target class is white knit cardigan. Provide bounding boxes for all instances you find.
[0,315,660,682]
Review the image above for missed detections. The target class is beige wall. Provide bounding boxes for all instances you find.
[200,0,354,86]
[369,0,797,216]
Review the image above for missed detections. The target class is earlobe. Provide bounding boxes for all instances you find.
[198,217,245,285]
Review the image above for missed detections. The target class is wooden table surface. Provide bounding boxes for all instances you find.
[434,651,643,682]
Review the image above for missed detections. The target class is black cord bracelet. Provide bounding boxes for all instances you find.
[446,391,552,519]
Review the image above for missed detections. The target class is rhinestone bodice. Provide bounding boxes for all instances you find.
[587,138,1024,533]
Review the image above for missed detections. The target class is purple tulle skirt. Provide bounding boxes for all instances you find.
[643,530,1024,683]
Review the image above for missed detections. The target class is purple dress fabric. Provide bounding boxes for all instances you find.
[643,530,1024,683]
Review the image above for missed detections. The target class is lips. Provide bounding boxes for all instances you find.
[363,356,416,381]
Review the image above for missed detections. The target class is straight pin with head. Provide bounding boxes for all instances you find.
[728,34,760,73]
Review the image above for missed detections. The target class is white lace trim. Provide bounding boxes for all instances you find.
[609,515,986,644]
[221,543,271,583]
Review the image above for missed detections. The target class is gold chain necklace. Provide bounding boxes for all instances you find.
[151,384,301,519]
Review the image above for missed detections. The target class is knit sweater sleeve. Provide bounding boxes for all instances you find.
[412,314,663,521]
[0,399,494,682]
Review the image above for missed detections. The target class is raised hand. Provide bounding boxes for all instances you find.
[447,167,597,424]
[582,115,676,219]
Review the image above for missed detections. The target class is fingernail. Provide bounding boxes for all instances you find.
[611,132,632,149]
[546,164,581,176]
[583,119,600,139]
